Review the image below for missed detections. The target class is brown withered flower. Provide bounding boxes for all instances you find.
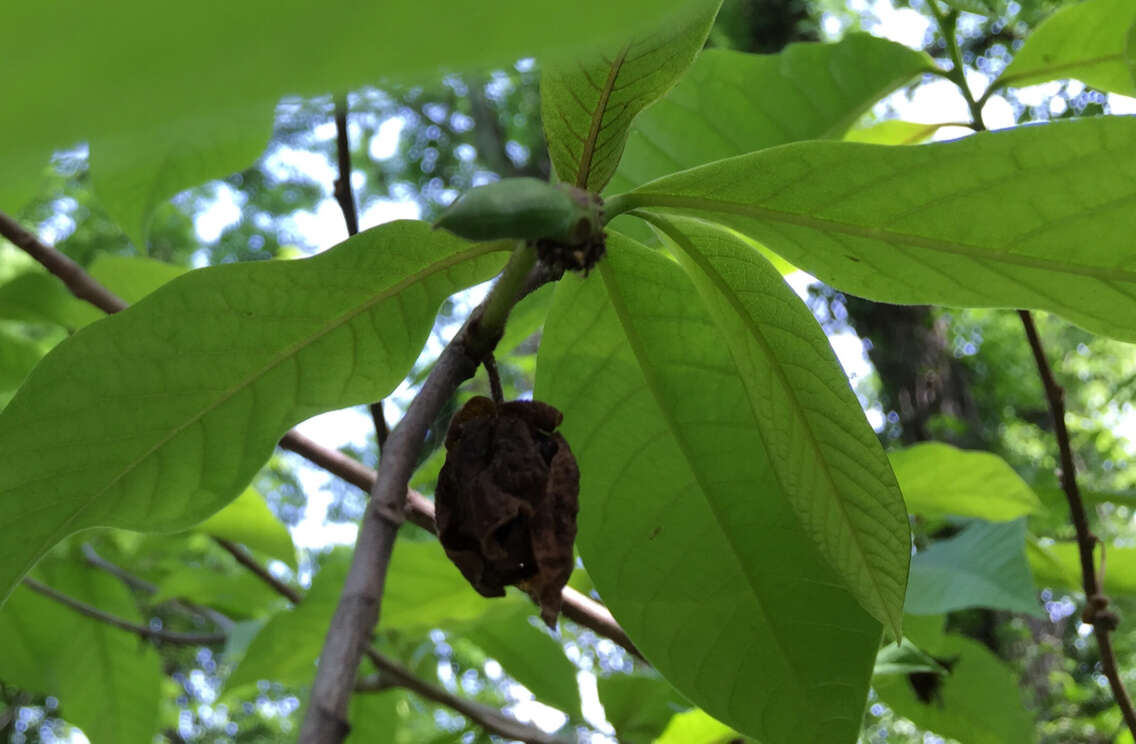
[434,396,579,628]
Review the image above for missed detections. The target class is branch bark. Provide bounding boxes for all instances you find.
[299,243,541,743]
[22,578,227,646]
[1019,310,1136,737]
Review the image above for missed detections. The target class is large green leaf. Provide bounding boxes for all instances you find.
[0,221,508,605]
[541,1,720,191]
[905,519,1041,616]
[348,690,402,744]
[0,327,47,403]
[597,673,690,743]
[616,116,1136,342]
[644,215,909,634]
[464,605,581,719]
[994,0,1136,96]
[1,0,700,211]
[536,232,883,743]
[91,103,275,251]
[194,487,296,568]
[0,561,162,744]
[890,442,1042,521]
[875,626,1035,744]
[607,34,932,194]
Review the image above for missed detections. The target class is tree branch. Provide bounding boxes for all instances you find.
[0,210,127,314]
[22,578,227,646]
[1019,310,1136,737]
[332,94,360,238]
[300,243,542,743]
[360,649,568,744]
[213,538,302,604]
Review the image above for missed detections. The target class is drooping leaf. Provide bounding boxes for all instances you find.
[0,561,163,744]
[643,215,909,633]
[995,0,1136,96]
[0,327,48,403]
[890,442,1042,521]
[0,271,93,329]
[2,0,700,210]
[607,34,932,194]
[905,519,1041,616]
[655,709,744,744]
[536,232,884,743]
[0,221,508,605]
[91,104,274,251]
[875,629,1035,744]
[1028,540,1136,597]
[541,1,720,191]
[194,487,296,569]
[597,673,690,743]
[464,605,582,719]
[225,549,351,691]
[87,253,189,306]
[616,116,1136,342]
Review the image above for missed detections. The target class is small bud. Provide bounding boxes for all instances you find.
[435,178,588,243]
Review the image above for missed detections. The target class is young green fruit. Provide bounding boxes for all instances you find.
[434,177,600,244]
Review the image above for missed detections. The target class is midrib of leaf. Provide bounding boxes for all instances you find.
[643,212,900,634]
[617,193,1136,284]
[995,52,1125,91]
[25,242,503,574]
[576,45,630,187]
[596,258,808,692]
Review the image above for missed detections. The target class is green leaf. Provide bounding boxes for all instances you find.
[91,104,274,250]
[382,540,519,630]
[1028,540,1136,596]
[844,120,948,145]
[644,215,909,634]
[890,442,1042,521]
[655,709,743,744]
[153,565,283,619]
[88,253,189,306]
[607,34,932,194]
[995,0,1136,96]
[464,605,581,719]
[194,487,296,569]
[0,270,93,329]
[873,638,949,678]
[536,231,884,743]
[0,221,508,605]
[597,673,690,743]
[875,631,1035,744]
[0,561,162,744]
[348,690,403,743]
[616,116,1136,342]
[0,327,48,399]
[226,549,351,691]
[2,0,700,208]
[541,1,720,191]
[905,519,1041,616]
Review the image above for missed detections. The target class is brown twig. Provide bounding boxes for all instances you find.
[332,94,360,238]
[1019,310,1136,736]
[360,649,568,744]
[213,538,302,605]
[332,94,391,451]
[0,210,126,314]
[484,353,505,404]
[81,543,233,632]
[22,578,227,646]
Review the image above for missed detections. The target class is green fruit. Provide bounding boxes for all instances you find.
[434,178,598,243]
